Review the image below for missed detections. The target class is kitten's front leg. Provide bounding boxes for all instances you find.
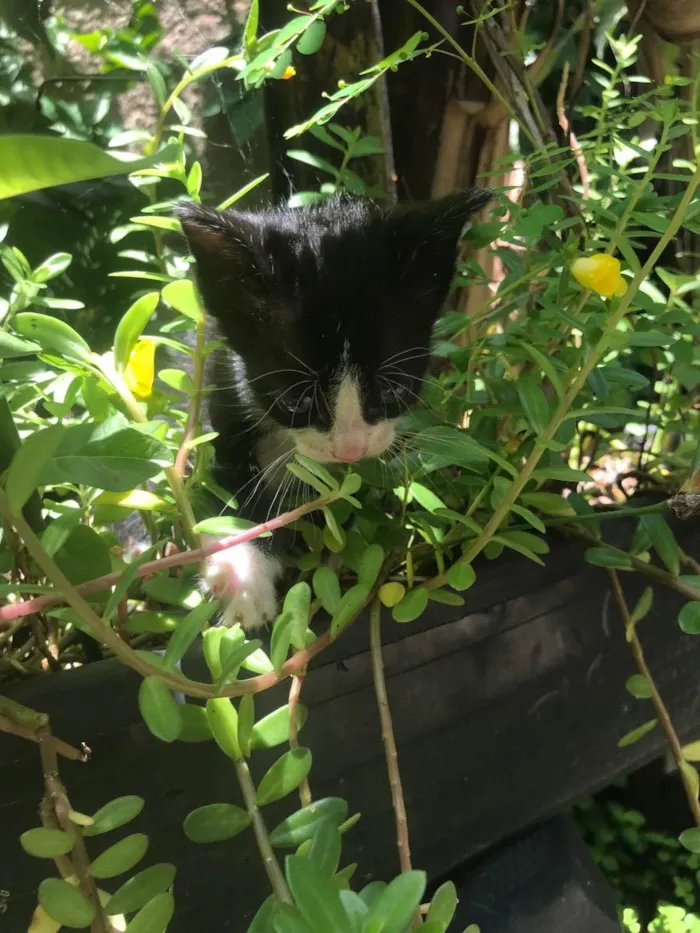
[203,536,282,631]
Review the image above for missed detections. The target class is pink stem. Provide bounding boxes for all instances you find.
[0,496,331,627]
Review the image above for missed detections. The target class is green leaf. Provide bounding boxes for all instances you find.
[296,20,327,55]
[158,368,196,394]
[617,719,657,747]
[163,602,218,669]
[509,503,546,534]
[519,342,565,399]
[179,703,212,742]
[90,833,148,880]
[498,529,549,556]
[313,567,342,614]
[53,524,112,587]
[641,514,680,576]
[138,677,182,743]
[517,377,550,434]
[183,803,252,843]
[363,871,427,933]
[0,136,178,200]
[446,562,476,592]
[271,611,295,671]
[257,748,313,806]
[308,821,342,877]
[20,828,73,858]
[114,292,159,371]
[273,904,316,933]
[238,693,255,758]
[520,492,575,516]
[392,587,429,623]
[426,881,458,932]
[14,311,91,363]
[219,638,263,685]
[679,602,700,634]
[0,331,41,357]
[161,279,202,322]
[84,796,145,837]
[331,583,371,637]
[39,423,172,491]
[531,466,592,483]
[584,548,632,569]
[32,251,73,283]
[626,674,653,699]
[288,462,332,496]
[203,627,224,680]
[107,864,176,917]
[679,828,700,853]
[206,697,242,760]
[411,425,495,474]
[251,703,309,750]
[630,587,653,626]
[194,516,268,536]
[243,0,259,50]
[270,798,349,848]
[38,878,95,929]
[285,855,351,933]
[428,589,465,607]
[124,892,174,933]
[5,423,64,514]
[284,582,313,638]
[294,454,339,491]
[358,543,385,588]
[340,473,362,497]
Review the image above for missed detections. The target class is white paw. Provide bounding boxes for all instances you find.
[202,538,282,631]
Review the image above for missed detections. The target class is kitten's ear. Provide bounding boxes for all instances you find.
[174,202,268,317]
[386,188,492,311]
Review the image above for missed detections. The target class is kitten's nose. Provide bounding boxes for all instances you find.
[334,443,364,462]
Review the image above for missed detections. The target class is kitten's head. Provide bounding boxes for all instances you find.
[177,191,490,463]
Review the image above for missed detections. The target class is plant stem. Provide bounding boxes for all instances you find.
[38,728,112,933]
[369,600,414,879]
[175,313,206,479]
[288,673,312,807]
[0,493,340,626]
[608,569,700,827]
[233,757,292,903]
[425,156,700,591]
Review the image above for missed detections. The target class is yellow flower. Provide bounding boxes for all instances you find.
[571,254,627,298]
[282,65,296,80]
[124,339,155,398]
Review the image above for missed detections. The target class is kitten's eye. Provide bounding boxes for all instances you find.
[380,384,409,404]
[283,391,313,415]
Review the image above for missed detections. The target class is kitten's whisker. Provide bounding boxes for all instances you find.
[286,349,317,377]
[380,345,430,368]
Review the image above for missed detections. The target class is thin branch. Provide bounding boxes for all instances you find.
[233,757,292,903]
[608,569,700,827]
[0,492,340,626]
[556,61,590,198]
[38,728,112,932]
[0,715,88,762]
[369,599,413,876]
[288,673,312,807]
[174,315,206,478]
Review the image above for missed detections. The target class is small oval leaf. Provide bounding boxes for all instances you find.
[38,878,95,929]
[256,748,313,807]
[250,703,308,750]
[124,892,174,933]
[90,833,149,879]
[20,828,73,859]
[206,697,242,760]
[392,587,429,623]
[138,677,182,743]
[107,864,177,916]
[183,803,252,843]
[269,798,348,848]
[84,796,145,837]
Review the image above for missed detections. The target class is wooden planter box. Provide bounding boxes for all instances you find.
[2,523,699,931]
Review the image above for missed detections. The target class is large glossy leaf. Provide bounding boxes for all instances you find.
[5,424,64,514]
[114,293,160,371]
[285,856,352,933]
[38,422,172,491]
[0,136,178,200]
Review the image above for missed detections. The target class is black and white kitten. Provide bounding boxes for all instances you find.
[176,189,491,630]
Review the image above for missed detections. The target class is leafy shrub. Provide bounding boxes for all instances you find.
[1,1,700,931]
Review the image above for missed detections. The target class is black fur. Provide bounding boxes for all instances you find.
[176,190,491,525]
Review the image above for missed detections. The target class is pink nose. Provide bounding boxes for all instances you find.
[334,444,364,462]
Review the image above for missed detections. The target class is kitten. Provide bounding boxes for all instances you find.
[176,189,491,630]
